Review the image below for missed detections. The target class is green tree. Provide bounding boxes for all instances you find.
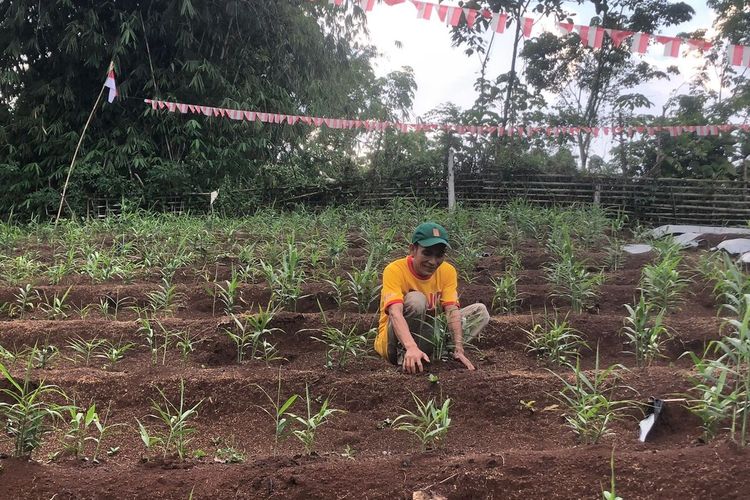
[0,0,379,216]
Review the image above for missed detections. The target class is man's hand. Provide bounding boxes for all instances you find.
[452,347,476,371]
[403,345,430,374]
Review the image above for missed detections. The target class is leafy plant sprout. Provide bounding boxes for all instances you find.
[61,401,122,462]
[622,295,669,367]
[490,273,522,314]
[323,273,347,307]
[261,242,306,311]
[345,252,381,313]
[224,304,283,364]
[256,371,298,455]
[39,286,73,320]
[639,253,691,312]
[393,392,452,451]
[146,276,185,316]
[550,348,631,444]
[31,338,59,369]
[287,384,342,455]
[307,306,372,369]
[524,311,588,366]
[2,284,38,319]
[136,379,204,461]
[0,359,67,457]
[692,294,750,446]
[67,336,107,366]
[96,338,136,365]
[215,268,242,316]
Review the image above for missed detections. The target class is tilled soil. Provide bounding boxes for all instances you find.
[1,244,749,499]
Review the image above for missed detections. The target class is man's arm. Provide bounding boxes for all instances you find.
[445,304,475,371]
[388,303,430,374]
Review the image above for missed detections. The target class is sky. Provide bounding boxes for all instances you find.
[364,0,717,161]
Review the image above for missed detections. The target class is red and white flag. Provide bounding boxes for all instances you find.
[104,65,118,103]
[656,35,682,57]
[414,1,433,20]
[556,22,574,36]
[437,5,463,26]
[630,32,650,54]
[490,12,507,33]
[729,44,750,67]
[686,39,712,52]
[604,28,633,48]
[463,7,478,28]
[576,25,605,49]
[522,17,534,38]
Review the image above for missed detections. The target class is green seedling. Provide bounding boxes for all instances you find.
[136,379,204,461]
[524,312,588,366]
[256,373,299,455]
[550,349,630,444]
[67,336,107,366]
[0,359,67,457]
[622,295,669,367]
[39,286,73,319]
[393,392,452,451]
[288,385,343,455]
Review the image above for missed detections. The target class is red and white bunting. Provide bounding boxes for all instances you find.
[576,25,605,49]
[630,32,650,54]
[686,39,712,52]
[490,12,507,33]
[463,7,478,28]
[145,100,745,140]
[656,35,682,57]
[436,5,463,26]
[556,22,574,36]
[729,44,750,67]
[414,1,433,20]
[604,29,634,48]
[522,17,534,38]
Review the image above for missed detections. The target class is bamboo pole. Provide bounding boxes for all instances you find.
[55,64,111,226]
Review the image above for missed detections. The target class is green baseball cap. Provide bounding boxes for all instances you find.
[412,222,450,248]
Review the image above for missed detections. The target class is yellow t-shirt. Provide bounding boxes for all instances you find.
[374,256,459,358]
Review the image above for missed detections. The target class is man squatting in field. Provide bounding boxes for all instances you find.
[374,222,491,374]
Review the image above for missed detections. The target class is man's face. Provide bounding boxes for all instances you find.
[410,243,446,277]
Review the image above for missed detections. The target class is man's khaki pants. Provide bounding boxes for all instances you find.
[387,291,490,366]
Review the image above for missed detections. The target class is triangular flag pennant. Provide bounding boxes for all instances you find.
[656,35,682,57]
[177,103,188,113]
[447,6,463,26]
[491,12,507,33]
[686,39,712,52]
[576,25,605,49]
[463,7,478,28]
[522,17,534,38]
[243,111,256,121]
[605,29,634,48]
[729,44,750,67]
[104,65,118,103]
[288,116,299,125]
[556,22,574,36]
[157,100,166,110]
[166,102,176,112]
[414,1,433,20]
[630,32,650,54]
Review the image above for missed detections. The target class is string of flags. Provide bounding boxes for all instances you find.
[145,98,750,138]
[329,0,750,68]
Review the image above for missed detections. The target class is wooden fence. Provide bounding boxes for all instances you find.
[345,174,750,226]
[88,173,750,226]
